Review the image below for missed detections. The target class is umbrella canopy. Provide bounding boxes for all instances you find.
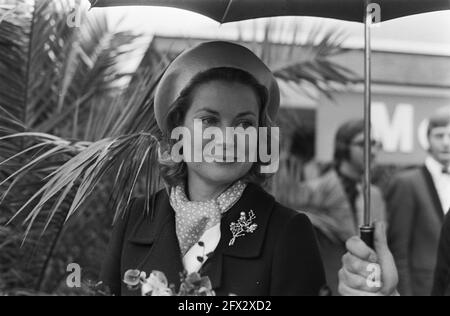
[90,0,450,23]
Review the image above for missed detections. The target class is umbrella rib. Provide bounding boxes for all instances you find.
[221,0,234,24]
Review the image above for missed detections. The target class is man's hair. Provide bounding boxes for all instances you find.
[427,106,450,137]
[333,119,365,166]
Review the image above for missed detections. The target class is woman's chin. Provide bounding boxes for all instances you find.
[202,162,250,184]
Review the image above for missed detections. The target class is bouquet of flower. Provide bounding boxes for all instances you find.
[123,269,216,296]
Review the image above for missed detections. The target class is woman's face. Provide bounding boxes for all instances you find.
[182,80,260,186]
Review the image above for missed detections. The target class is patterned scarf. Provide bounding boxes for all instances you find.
[169,180,247,256]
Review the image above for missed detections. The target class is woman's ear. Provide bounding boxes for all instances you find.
[158,140,179,164]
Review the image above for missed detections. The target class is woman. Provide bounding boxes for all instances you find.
[100,41,327,296]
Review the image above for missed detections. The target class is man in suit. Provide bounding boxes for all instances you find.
[432,212,450,296]
[387,107,450,296]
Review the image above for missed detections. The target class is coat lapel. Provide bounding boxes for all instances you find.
[201,184,275,290]
[421,166,445,223]
[127,190,184,289]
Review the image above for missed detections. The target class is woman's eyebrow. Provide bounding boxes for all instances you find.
[195,108,220,115]
[236,111,257,118]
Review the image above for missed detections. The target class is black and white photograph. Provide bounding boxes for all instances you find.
[1,0,450,300]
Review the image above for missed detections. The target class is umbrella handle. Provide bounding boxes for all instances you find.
[360,225,374,249]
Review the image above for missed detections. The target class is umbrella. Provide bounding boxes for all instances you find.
[89,0,450,23]
[89,0,450,247]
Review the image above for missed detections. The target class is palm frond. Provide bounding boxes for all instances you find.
[0,0,160,293]
[243,20,358,100]
[3,132,160,238]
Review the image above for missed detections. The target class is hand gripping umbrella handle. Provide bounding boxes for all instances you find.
[360,225,375,249]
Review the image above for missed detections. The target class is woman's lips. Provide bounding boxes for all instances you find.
[204,154,239,162]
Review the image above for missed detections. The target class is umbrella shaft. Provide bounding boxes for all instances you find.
[363,1,372,226]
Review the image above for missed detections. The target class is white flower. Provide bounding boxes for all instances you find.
[141,271,173,296]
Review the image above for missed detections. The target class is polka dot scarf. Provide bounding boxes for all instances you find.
[170,180,247,256]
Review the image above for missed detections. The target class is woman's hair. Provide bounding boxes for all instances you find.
[333,119,365,167]
[158,67,274,187]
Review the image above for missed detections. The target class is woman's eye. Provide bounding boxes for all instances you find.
[201,117,218,126]
[237,120,255,129]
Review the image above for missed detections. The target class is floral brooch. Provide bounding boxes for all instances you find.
[229,210,258,246]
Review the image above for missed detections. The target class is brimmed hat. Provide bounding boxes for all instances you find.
[154,41,280,133]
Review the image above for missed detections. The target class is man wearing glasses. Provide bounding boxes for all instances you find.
[299,119,386,296]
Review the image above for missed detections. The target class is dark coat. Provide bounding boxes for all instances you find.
[432,212,450,296]
[100,183,327,296]
[386,166,445,296]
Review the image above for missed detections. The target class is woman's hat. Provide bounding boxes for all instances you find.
[155,41,280,133]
